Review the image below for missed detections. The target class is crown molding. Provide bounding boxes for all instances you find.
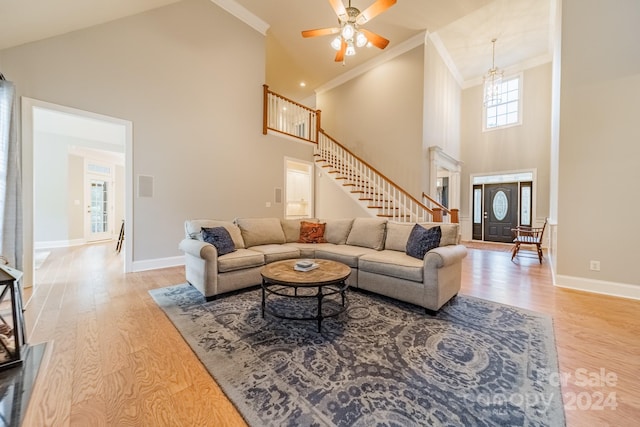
[315,31,428,95]
[209,0,269,35]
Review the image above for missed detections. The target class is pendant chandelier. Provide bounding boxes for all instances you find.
[483,38,504,107]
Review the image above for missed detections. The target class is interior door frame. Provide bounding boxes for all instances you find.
[21,97,133,289]
[469,169,537,241]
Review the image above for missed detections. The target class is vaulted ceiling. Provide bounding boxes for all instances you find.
[0,0,553,100]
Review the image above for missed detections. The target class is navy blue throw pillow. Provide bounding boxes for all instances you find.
[201,226,236,256]
[406,224,441,260]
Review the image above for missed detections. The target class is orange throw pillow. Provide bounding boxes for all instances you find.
[297,221,327,243]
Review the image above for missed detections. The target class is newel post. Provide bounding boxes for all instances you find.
[432,208,443,223]
[262,84,269,135]
[450,209,459,224]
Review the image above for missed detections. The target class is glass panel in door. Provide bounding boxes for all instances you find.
[86,173,112,242]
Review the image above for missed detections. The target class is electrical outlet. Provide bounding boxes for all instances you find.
[265,202,271,208]
[589,260,600,271]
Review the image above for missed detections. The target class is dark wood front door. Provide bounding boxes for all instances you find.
[483,183,518,243]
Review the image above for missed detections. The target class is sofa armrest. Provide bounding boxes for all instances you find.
[424,244,467,268]
[179,238,218,260]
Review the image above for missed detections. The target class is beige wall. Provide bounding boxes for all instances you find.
[557,0,640,291]
[460,63,552,234]
[1,0,314,264]
[316,47,425,198]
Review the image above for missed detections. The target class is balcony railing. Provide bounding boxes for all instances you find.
[263,85,320,143]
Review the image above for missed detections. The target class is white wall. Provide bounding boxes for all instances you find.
[33,132,70,242]
[68,154,84,241]
[315,166,371,219]
[556,0,640,296]
[0,0,314,267]
[423,36,463,209]
[423,38,461,162]
[33,131,125,247]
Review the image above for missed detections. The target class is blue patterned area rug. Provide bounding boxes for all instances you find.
[149,284,565,427]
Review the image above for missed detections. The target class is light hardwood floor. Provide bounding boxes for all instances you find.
[20,242,640,426]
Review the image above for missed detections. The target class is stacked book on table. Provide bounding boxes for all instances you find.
[294,260,319,272]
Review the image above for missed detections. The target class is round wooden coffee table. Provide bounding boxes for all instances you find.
[260,259,351,332]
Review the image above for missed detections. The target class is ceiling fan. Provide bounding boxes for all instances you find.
[301,0,397,63]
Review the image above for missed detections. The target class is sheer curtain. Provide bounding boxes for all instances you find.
[0,74,23,269]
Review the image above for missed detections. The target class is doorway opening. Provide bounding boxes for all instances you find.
[471,171,535,242]
[21,98,133,292]
[284,158,314,219]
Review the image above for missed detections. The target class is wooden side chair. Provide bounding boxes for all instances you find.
[511,218,547,263]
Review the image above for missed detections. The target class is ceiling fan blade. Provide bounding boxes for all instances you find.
[360,29,390,49]
[328,0,348,21]
[335,40,347,62]
[356,0,397,25]
[302,27,340,38]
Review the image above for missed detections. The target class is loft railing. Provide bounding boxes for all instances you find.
[317,132,435,223]
[263,85,320,143]
[422,192,460,224]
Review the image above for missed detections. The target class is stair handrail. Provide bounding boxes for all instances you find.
[263,85,321,143]
[318,131,435,222]
[422,192,459,224]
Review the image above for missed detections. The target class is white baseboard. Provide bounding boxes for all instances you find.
[34,239,86,249]
[555,274,640,301]
[132,256,185,272]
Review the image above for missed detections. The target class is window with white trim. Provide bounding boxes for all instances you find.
[483,75,522,131]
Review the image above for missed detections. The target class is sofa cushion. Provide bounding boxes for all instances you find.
[217,249,265,273]
[281,218,318,243]
[384,222,415,252]
[185,219,245,249]
[283,242,335,259]
[248,244,300,264]
[201,227,236,256]
[322,218,354,245]
[298,221,327,243]
[235,218,286,247]
[346,218,387,250]
[419,222,459,246]
[359,250,424,282]
[406,224,441,259]
[315,245,379,268]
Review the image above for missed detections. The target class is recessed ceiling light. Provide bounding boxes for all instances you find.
[299,82,306,87]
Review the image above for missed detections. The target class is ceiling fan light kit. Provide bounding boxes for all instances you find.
[302,0,396,63]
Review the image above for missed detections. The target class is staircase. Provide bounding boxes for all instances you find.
[263,85,456,223]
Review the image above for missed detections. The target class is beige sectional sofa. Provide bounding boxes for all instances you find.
[179,217,467,312]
